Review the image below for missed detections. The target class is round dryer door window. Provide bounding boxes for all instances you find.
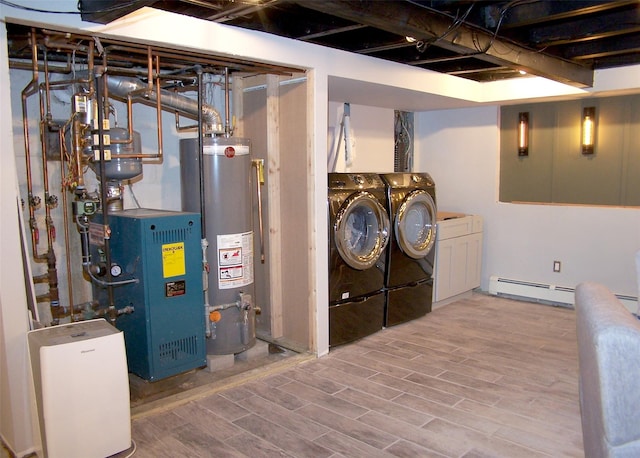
[395,189,437,259]
[334,192,390,270]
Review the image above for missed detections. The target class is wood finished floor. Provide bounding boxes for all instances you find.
[131,293,584,458]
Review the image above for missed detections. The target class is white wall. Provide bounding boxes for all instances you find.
[327,101,394,173]
[415,106,640,298]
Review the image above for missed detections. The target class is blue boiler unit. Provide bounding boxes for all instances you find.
[90,209,206,381]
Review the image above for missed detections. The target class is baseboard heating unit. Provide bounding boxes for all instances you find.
[488,276,638,313]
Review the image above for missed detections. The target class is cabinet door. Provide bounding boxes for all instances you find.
[434,237,465,301]
[433,238,451,302]
[465,232,483,292]
[434,232,483,302]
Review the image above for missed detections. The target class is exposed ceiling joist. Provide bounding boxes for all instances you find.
[567,34,640,60]
[76,0,639,86]
[529,10,640,47]
[294,0,594,87]
[499,0,638,28]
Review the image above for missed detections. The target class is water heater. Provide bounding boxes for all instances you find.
[180,136,257,355]
[90,209,206,380]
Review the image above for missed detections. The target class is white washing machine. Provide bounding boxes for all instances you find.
[381,173,437,326]
[328,173,390,347]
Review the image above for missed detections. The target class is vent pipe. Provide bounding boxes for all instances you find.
[84,73,223,132]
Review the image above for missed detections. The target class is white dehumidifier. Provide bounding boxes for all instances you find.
[27,319,132,458]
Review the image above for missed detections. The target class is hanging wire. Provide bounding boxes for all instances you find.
[411,1,475,53]
[411,0,537,56]
[0,0,141,14]
[472,0,536,54]
[127,183,142,208]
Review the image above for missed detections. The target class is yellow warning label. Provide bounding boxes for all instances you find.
[162,242,185,278]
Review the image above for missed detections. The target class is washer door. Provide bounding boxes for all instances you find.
[334,192,390,270]
[395,189,436,259]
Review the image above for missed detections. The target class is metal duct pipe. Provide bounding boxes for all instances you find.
[104,74,222,131]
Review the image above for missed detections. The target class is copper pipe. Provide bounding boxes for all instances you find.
[71,117,85,187]
[175,110,199,132]
[43,49,52,122]
[172,80,211,132]
[22,28,42,258]
[102,64,139,148]
[87,39,95,93]
[104,47,151,147]
[102,51,111,127]
[75,39,95,188]
[67,41,96,190]
[33,273,49,283]
[39,50,55,250]
[97,54,165,159]
[9,55,72,74]
[39,48,63,321]
[42,35,89,53]
[125,93,135,143]
[59,128,75,307]
[147,46,154,93]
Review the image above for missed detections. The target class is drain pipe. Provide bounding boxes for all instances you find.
[195,66,214,338]
[59,126,75,310]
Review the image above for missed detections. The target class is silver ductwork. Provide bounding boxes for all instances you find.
[82,73,223,132]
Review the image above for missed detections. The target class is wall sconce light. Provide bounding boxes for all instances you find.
[582,106,596,154]
[518,112,529,156]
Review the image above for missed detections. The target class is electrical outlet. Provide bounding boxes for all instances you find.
[553,261,561,272]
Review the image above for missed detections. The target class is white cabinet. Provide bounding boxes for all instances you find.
[433,214,483,303]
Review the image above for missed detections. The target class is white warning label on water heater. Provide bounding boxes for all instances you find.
[217,231,253,289]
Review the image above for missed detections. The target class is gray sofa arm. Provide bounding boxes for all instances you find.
[576,281,640,458]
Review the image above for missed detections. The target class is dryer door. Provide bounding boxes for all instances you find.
[334,192,390,270]
[395,189,437,259]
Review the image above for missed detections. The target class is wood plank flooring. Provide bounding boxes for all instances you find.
[130,293,584,458]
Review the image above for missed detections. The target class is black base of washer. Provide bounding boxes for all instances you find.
[329,291,385,348]
[385,279,433,327]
